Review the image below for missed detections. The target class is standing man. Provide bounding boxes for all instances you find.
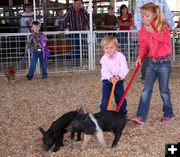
[20,3,33,33]
[60,0,89,66]
[101,5,117,31]
[134,0,177,83]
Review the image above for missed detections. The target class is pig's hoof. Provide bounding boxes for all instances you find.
[111,144,118,149]
[60,142,64,146]
[76,137,81,141]
[53,147,60,152]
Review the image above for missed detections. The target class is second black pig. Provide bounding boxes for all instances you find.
[39,110,81,152]
[66,109,126,149]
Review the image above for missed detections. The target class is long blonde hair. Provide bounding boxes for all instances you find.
[141,2,167,32]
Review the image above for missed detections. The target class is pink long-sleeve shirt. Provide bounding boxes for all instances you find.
[100,51,129,81]
[138,25,172,60]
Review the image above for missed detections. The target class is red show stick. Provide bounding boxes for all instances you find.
[116,63,141,112]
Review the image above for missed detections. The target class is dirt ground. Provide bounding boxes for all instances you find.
[0,67,180,157]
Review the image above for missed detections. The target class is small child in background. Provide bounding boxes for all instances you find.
[100,36,129,116]
[26,20,50,80]
[132,2,174,124]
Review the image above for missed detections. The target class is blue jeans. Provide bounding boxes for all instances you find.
[136,60,174,121]
[70,34,87,66]
[100,80,127,116]
[119,32,128,55]
[28,50,48,78]
[141,56,148,80]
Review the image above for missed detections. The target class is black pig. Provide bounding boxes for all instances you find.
[39,110,81,152]
[66,109,126,149]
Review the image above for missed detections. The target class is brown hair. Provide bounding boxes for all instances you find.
[141,2,167,32]
[100,36,119,48]
[32,20,41,26]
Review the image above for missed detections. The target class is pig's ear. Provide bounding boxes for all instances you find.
[78,106,85,114]
[39,127,46,135]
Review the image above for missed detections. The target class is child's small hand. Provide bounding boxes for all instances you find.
[110,77,117,84]
[114,75,121,81]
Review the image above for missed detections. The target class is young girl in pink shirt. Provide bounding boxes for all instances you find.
[100,36,129,116]
[132,2,174,124]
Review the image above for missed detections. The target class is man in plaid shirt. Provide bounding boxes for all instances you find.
[60,0,89,66]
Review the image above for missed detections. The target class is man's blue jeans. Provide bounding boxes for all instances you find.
[100,80,127,116]
[136,60,174,121]
[70,34,87,66]
[119,32,128,55]
[27,50,48,78]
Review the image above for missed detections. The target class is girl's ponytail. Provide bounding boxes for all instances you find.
[154,5,166,32]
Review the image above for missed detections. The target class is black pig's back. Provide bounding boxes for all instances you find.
[49,111,78,132]
[93,111,126,131]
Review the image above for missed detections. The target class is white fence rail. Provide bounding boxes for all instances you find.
[0,30,180,76]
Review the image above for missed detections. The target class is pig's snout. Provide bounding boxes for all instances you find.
[43,144,50,151]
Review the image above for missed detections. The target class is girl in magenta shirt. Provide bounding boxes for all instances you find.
[132,2,174,125]
[100,36,129,116]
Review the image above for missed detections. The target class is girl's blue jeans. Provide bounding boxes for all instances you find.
[136,60,174,121]
[100,80,127,116]
[27,50,48,78]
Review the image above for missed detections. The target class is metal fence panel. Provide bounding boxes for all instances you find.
[0,31,90,76]
[0,30,180,76]
[93,30,139,69]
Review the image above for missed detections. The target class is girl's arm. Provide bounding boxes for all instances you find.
[118,21,132,27]
[138,27,149,60]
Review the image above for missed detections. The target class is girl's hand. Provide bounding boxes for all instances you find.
[144,24,154,33]
[136,56,142,67]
